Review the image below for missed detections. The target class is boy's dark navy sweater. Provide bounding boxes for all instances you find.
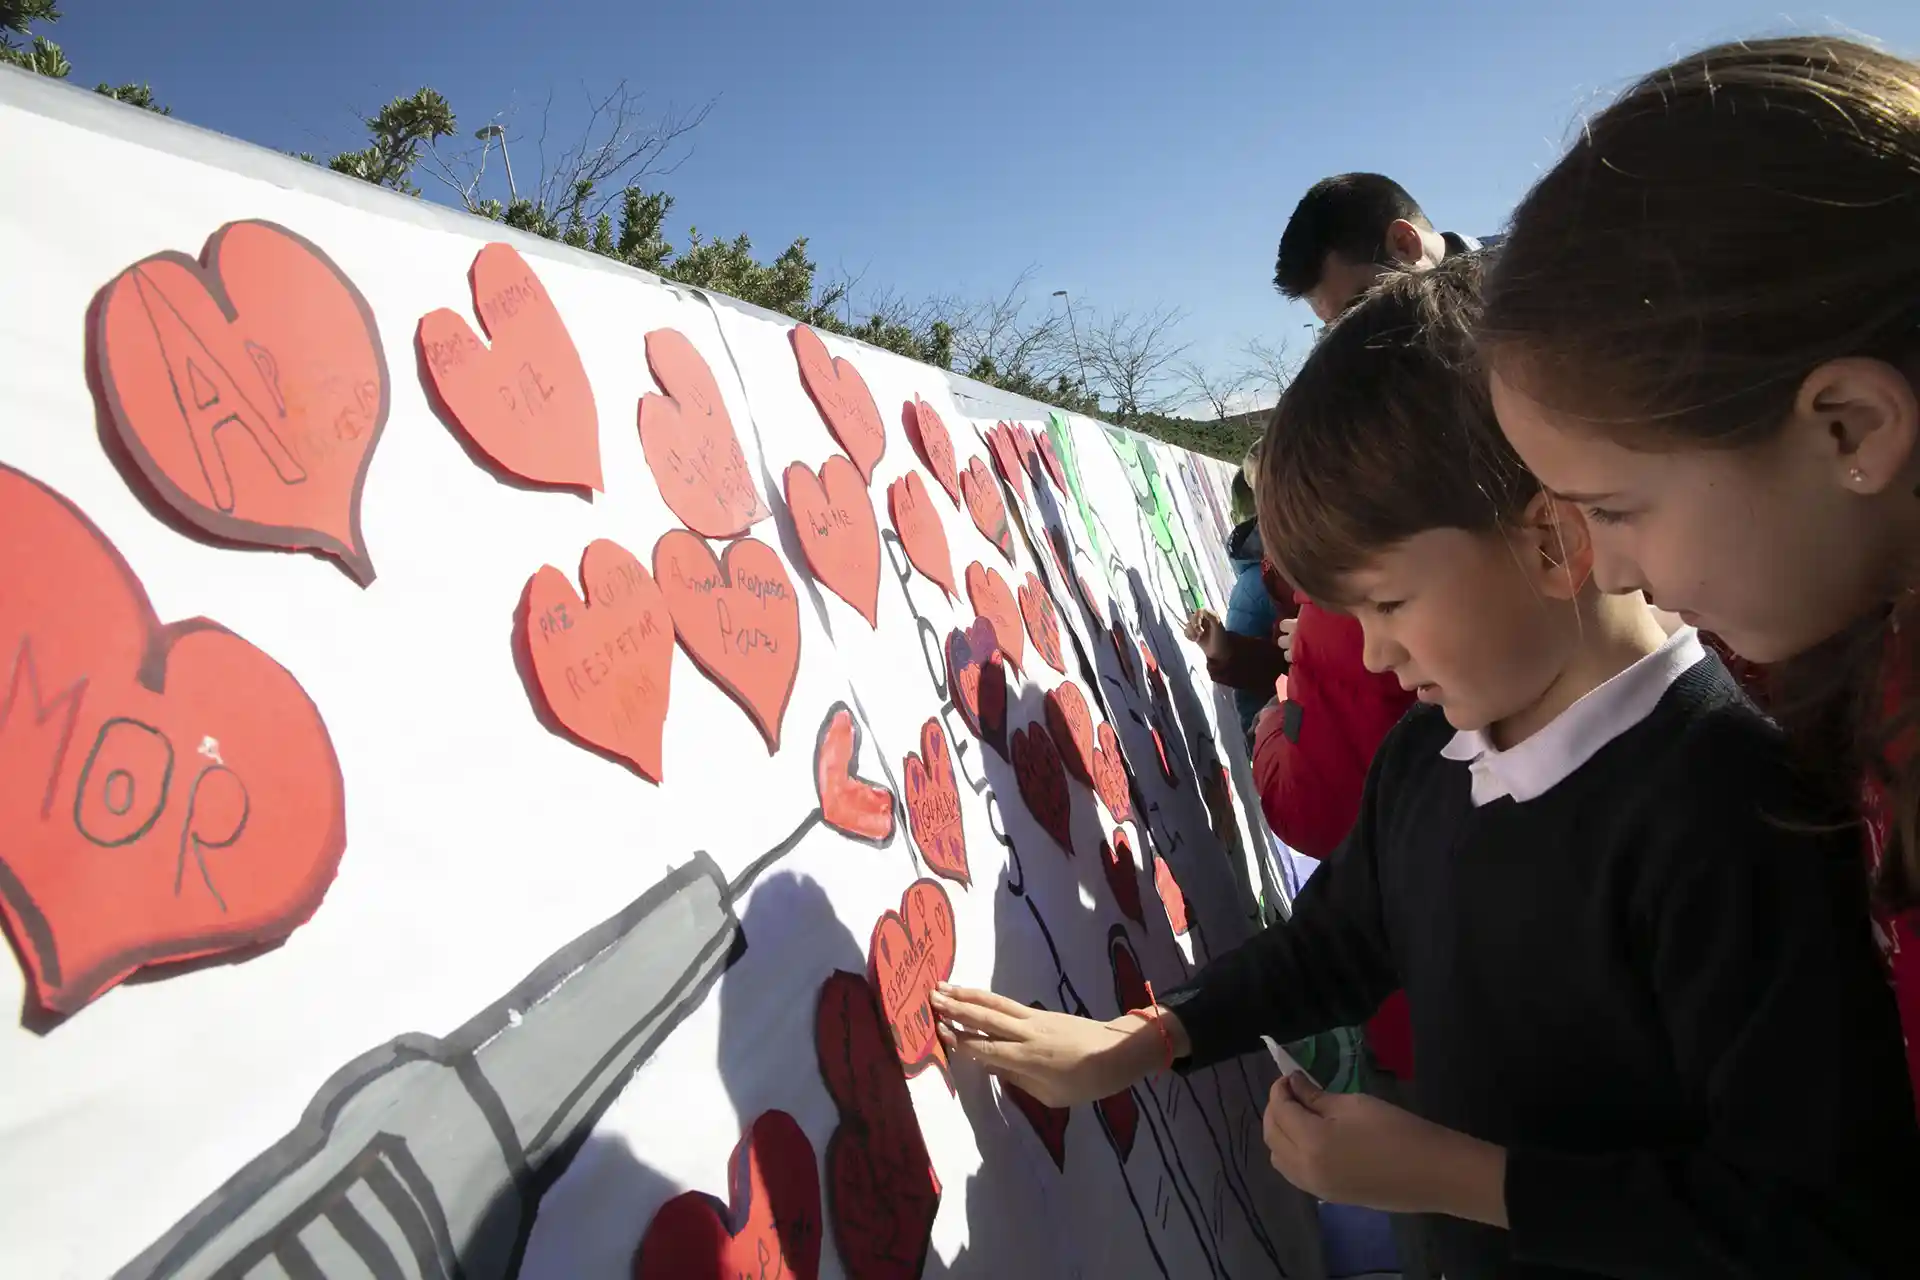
[1163,653,1920,1279]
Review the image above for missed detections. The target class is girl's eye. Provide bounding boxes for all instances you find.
[1371,599,1405,617]
[1585,506,1633,526]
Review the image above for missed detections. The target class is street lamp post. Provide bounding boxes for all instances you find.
[475,123,517,203]
[1052,289,1091,401]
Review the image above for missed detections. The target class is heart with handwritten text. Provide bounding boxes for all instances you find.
[1012,725,1074,856]
[1093,721,1133,822]
[985,421,1029,504]
[1043,680,1097,788]
[653,531,800,751]
[945,618,1008,757]
[868,878,958,1080]
[1101,828,1146,926]
[631,1109,822,1280]
[965,561,1024,673]
[903,718,968,886]
[1020,573,1065,674]
[638,328,770,538]
[960,456,1013,560]
[887,470,956,597]
[786,455,881,626]
[903,398,960,506]
[1037,430,1068,494]
[792,325,887,483]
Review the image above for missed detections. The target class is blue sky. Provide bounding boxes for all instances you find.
[41,1,1920,414]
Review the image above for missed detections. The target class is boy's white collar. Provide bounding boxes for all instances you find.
[1439,626,1709,807]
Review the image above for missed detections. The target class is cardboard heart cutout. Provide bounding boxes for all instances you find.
[417,242,600,491]
[523,538,673,782]
[1037,430,1069,494]
[632,1109,822,1280]
[886,471,956,598]
[1020,573,1066,674]
[791,326,886,483]
[1096,1087,1140,1162]
[985,422,1029,504]
[1012,725,1074,856]
[868,879,957,1081]
[903,718,969,887]
[0,464,346,1016]
[1155,854,1190,936]
[653,531,800,752]
[1093,721,1133,822]
[1012,422,1040,485]
[816,970,942,1280]
[816,703,895,845]
[785,456,881,627]
[964,561,1024,673]
[902,398,960,506]
[638,328,770,538]
[1044,681,1097,787]
[92,219,389,583]
[1101,828,1146,925]
[944,620,1008,758]
[960,456,1013,561]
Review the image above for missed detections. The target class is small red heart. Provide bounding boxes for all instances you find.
[1037,429,1069,495]
[964,561,1024,673]
[815,970,942,1280]
[792,326,886,483]
[816,703,895,844]
[903,718,968,887]
[0,464,347,1015]
[960,457,1013,561]
[1096,1088,1140,1161]
[1043,681,1096,787]
[523,539,674,782]
[1005,1023,1071,1170]
[639,328,770,538]
[417,242,601,491]
[868,879,958,1080]
[653,532,801,752]
[1155,855,1190,936]
[1111,928,1151,1013]
[985,422,1029,504]
[902,398,960,507]
[91,219,388,583]
[1012,724,1074,857]
[945,618,1008,758]
[785,455,881,627]
[1019,573,1066,674]
[887,471,956,598]
[1093,721,1133,822]
[631,1109,822,1280]
[1101,828,1146,926]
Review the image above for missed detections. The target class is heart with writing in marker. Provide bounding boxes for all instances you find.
[632,1109,822,1280]
[523,539,673,782]
[653,531,800,752]
[1093,721,1133,822]
[1020,573,1065,674]
[1037,430,1069,495]
[0,464,346,1016]
[92,219,389,583]
[639,328,770,538]
[887,471,956,598]
[1101,828,1145,925]
[1044,681,1097,787]
[1012,725,1074,856]
[816,703,895,845]
[1006,1039,1070,1171]
[1096,1088,1140,1162]
[792,326,886,483]
[816,970,942,1280]
[786,456,881,627]
[945,618,1008,757]
[903,718,968,887]
[418,242,600,491]
[965,561,1024,673]
[960,457,1013,560]
[1155,855,1190,936]
[1012,422,1040,485]
[868,879,958,1080]
[902,398,960,506]
[985,422,1029,504]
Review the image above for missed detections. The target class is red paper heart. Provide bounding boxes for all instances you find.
[523,539,674,782]
[1096,1088,1140,1162]
[960,457,1012,561]
[653,531,800,751]
[902,398,960,506]
[1093,721,1133,822]
[1101,828,1146,925]
[1012,422,1040,486]
[985,422,1029,504]
[1044,681,1096,787]
[903,718,968,887]
[944,620,1008,758]
[816,970,942,1280]
[1155,855,1190,936]
[1012,725,1073,857]
[632,1109,822,1280]
[816,702,895,844]
[0,464,346,1015]
[1111,928,1150,1013]
[1005,1016,1070,1170]
[786,455,881,627]
[868,879,958,1080]
[792,326,886,483]
[417,242,600,490]
[1020,573,1065,674]
[1110,618,1138,687]
[964,561,1024,673]
[1037,429,1068,495]
[638,328,770,538]
[91,220,388,583]
[886,471,956,598]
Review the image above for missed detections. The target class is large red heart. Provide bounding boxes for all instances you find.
[964,561,1024,673]
[903,718,968,887]
[868,878,957,1080]
[631,1109,822,1280]
[887,471,956,598]
[1096,1087,1140,1162]
[815,970,942,1280]
[901,398,960,506]
[1037,429,1069,495]
[523,539,673,782]
[652,532,800,752]
[1155,855,1190,936]
[1043,681,1096,787]
[0,464,346,1016]
[985,422,1029,504]
[792,326,886,483]
[944,619,1007,758]
[417,242,600,491]
[1101,827,1146,926]
[91,220,388,584]
[1012,725,1073,857]
[816,702,895,845]
[1093,721,1133,822]
[785,455,881,627]
[1019,573,1065,675]
[638,328,770,538]
[959,457,1012,561]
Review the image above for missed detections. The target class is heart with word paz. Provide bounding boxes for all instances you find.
[639,328,770,538]
[868,878,957,1082]
[653,530,801,752]
[631,1109,822,1280]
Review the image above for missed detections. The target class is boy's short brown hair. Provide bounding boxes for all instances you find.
[1257,252,1537,604]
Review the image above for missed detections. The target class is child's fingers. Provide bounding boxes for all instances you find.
[934,984,1032,1019]
[931,989,1029,1040]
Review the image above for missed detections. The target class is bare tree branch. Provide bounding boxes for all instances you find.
[1241,337,1294,406]
[1179,360,1255,422]
[1083,305,1190,418]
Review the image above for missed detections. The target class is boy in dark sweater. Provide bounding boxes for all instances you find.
[931,256,1920,1279]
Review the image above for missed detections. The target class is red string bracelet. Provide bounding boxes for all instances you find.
[1127,980,1175,1072]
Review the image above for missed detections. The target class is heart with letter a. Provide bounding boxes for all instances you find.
[868,879,958,1081]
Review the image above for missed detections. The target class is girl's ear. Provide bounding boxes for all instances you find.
[1518,490,1593,601]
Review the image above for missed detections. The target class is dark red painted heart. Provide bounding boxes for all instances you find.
[1005,1026,1070,1171]
[816,702,895,845]
[1092,721,1132,822]
[631,1109,822,1280]
[960,456,1012,561]
[1101,827,1145,925]
[1044,681,1096,787]
[1110,927,1150,1013]
[903,718,968,886]
[1097,1088,1140,1162]
[1020,572,1065,674]
[1012,724,1073,856]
